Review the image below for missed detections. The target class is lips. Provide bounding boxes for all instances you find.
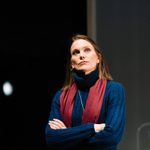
[78,61,87,65]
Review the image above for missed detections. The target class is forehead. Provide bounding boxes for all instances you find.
[71,39,93,51]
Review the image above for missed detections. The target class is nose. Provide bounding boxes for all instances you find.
[79,52,85,59]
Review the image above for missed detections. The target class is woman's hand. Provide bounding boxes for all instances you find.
[49,118,67,129]
[94,123,106,133]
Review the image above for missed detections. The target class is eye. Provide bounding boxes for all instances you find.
[84,48,91,52]
[72,49,80,55]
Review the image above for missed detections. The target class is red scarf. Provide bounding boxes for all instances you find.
[60,79,107,127]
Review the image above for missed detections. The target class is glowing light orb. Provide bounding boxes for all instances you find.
[2,81,13,96]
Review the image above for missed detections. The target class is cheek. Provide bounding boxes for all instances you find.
[90,58,99,68]
[71,58,76,67]
[91,55,99,64]
[71,56,78,64]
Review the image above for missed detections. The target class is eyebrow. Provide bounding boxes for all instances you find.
[71,46,90,52]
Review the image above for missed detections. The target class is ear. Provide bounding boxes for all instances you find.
[70,63,74,70]
[71,65,74,69]
[97,57,100,64]
[97,54,101,63]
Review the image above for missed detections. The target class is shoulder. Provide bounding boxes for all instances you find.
[106,80,125,96]
[52,90,62,104]
[53,90,62,98]
[105,80,126,103]
[107,80,125,90]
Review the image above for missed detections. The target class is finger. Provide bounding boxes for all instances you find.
[49,121,61,129]
[50,123,57,129]
[48,119,67,129]
[51,120,62,128]
[53,118,66,128]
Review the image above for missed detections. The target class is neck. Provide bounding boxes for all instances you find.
[73,67,99,90]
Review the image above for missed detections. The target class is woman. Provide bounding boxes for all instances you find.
[45,34,126,150]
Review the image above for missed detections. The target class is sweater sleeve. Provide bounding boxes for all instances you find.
[88,82,126,147]
[45,90,95,150]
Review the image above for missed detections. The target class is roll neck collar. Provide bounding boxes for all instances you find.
[73,67,99,90]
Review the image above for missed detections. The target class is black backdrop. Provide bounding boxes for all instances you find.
[0,1,87,149]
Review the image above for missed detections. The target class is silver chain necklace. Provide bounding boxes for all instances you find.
[78,90,85,111]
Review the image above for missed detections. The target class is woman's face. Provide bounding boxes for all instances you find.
[70,39,100,75]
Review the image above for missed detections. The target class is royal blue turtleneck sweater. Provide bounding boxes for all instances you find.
[45,69,126,150]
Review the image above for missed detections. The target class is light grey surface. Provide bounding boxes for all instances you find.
[87,0,150,149]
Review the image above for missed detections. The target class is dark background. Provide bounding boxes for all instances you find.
[0,1,87,150]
